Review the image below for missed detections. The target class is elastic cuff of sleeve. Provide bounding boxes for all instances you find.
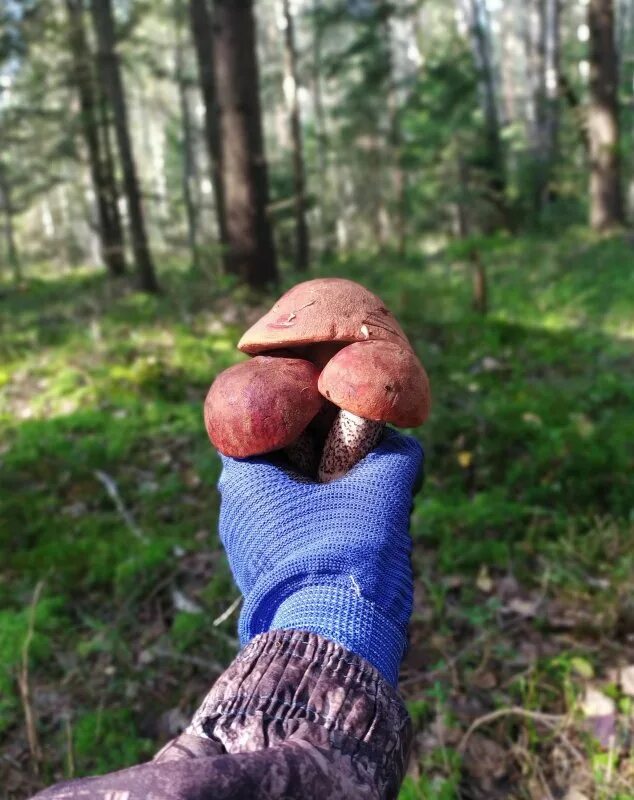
[267,584,407,686]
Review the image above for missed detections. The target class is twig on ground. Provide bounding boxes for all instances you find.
[94,470,147,542]
[17,580,45,774]
[458,706,585,765]
[213,596,242,627]
[64,714,75,779]
[399,617,526,690]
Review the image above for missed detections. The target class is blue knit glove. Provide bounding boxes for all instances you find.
[217,429,424,686]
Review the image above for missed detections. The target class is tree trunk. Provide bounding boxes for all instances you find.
[0,162,21,283]
[588,0,625,230]
[528,0,560,212]
[464,0,506,200]
[212,0,278,288]
[66,0,126,277]
[543,0,560,191]
[383,15,406,255]
[471,248,488,315]
[188,0,229,260]
[311,0,332,254]
[175,0,199,270]
[282,0,310,272]
[95,78,125,258]
[90,0,159,292]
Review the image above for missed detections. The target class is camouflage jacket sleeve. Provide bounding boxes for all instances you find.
[31,629,413,800]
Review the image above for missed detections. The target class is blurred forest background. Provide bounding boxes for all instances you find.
[1,0,633,798]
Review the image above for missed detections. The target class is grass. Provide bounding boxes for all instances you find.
[1,226,633,799]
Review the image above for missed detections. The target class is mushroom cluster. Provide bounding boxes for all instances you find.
[204,278,431,482]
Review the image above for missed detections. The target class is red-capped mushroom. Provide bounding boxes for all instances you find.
[204,356,322,465]
[317,340,431,482]
[238,278,411,355]
[205,278,430,482]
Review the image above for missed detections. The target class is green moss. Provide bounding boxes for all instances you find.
[73,708,152,775]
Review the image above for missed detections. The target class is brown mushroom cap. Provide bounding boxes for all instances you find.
[317,341,431,428]
[238,278,410,354]
[204,356,322,458]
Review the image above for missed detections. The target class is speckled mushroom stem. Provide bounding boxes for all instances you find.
[285,431,318,477]
[318,411,384,483]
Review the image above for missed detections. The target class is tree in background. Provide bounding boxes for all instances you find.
[0,159,21,282]
[2,0,633,287]
[282,0,310,272]
[188,0,229,263]
[461,0,506,224]
[212,0,278,288]
[90,0,160,292]
[587,0,624,230]
[174,0,199,271]
[65,0,126,278]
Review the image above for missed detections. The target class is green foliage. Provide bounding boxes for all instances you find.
[0,596,64,734]
[73,708,152,776]
[1,230,633,793]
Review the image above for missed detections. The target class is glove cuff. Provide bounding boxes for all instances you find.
[263,584,407,686]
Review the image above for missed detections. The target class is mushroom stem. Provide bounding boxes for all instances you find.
[318,410,384,483]
[285,431,318,477]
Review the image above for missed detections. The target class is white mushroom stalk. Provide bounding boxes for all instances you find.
[318,412,384,483]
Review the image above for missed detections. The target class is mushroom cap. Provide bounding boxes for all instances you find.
[317,341,431,427]
[204,356,322,458]
[238,278,410,354]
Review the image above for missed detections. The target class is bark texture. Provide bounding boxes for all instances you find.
[0,162,20,282]
[466,0,505,196]
[283,0,310,272]
[212,0,278,288]
[66,0,126,278]
[188,0,229,257]
[91,0,160,292]
[588,0,624,230]
[175,0,199,270]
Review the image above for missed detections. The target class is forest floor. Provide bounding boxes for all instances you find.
[1,227,633,800]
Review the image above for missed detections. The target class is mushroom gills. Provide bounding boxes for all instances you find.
[318,410,384,483]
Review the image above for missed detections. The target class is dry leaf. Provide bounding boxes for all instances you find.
[171,588,203,614]
[457,450,473,468]
[564,790,591,800]
[476,565,493,593]
[463,733,508,789]
[620,664,634,697]
[581,687,615,717]
[506,597,539,617]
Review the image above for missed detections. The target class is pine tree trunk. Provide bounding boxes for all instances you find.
[311,0,331,254]
[0,162,21,283]
[543,0,560,194]
[188,0,229,261]
[383,15,406,255]
[212,0,278,288]
[90,0,159,292]
[588,0,624,230]
[175,0,199,270]
[66,0,126,277]
[529,0,560,213]
[465,0,506,202]
[95,79,125,261]
[282,0,310,272]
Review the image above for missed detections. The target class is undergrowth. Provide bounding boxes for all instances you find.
[1,227,632,799]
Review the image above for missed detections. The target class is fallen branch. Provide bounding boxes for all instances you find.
[17,580,45,774]
[94,470,146,542]
[213,596,241,627]
[458,706,585,765]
